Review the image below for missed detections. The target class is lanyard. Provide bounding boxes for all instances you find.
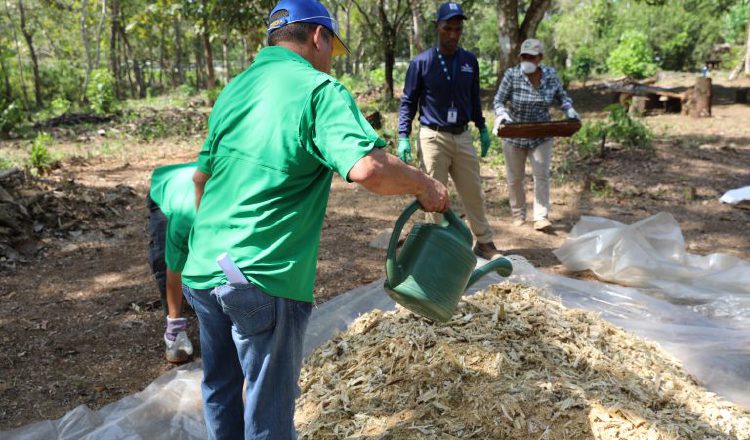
[436,48,458,83]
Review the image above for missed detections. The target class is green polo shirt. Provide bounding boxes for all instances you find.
[149,162,197,273]
[181,46,386,302]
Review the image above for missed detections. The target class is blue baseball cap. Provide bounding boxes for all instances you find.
[436,2,466,22]
[268,0,350,56]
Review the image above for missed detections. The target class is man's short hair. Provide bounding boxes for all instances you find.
[268,9,330,46]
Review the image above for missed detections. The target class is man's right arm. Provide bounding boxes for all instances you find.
[398,61,421,137]
[347,148,449,213]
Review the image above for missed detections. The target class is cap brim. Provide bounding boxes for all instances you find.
[438,12,466,22]
[332,34,350,57]
[520,49,541,56]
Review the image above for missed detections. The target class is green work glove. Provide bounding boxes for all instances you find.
[397,136,412,163]
[479,127,491,157]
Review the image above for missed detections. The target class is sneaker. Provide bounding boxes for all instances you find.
[165,331,194,364]
[473,241,501,260]
[533,219,552,231]
[512,218,525,227]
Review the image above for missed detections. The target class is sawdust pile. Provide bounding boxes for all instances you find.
[296,283,750,439]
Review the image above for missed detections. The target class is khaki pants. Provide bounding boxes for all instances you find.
[502,139,553,222]
[417,126,494,244]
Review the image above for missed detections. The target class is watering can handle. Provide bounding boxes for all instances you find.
[386,201,421,285]
[386,201,473,285]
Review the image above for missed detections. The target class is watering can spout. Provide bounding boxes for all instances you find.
[467,257,513,288]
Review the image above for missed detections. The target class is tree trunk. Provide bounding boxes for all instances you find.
[159,23,166,87]
[121,32,145,98]
[174,17,184,85]
[201,0,215,89]
[109,0,121,99]
[384,37,395,99]
[222,34,229,83]
[496,0,519,85]
[5,0,30,108]
[519,0,552,40]
[495,0,551,85]
[345,0,352,74]
[194,37,205,88]
[17,0,41,108]
[0,57,12,102]
[81,0,93,99]
[94,0,106,69]
[410,0,421,57]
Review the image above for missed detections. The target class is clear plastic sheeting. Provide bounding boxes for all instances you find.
[553,212,750,324]
[3,362,206,439]
[506,256,750,409]
[5,245,749,437]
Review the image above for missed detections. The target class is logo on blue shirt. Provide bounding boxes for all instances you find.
[460,63,473,73]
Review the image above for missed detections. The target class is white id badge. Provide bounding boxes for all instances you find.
[447,107,458,124]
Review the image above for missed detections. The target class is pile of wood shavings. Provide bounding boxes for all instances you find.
[296,282,750,439]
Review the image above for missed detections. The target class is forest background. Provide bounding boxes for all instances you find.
[0,0,749,147]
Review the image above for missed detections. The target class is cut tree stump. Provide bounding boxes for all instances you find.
[683,77,712,118]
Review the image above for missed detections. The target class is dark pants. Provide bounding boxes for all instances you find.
[147,195,168,315]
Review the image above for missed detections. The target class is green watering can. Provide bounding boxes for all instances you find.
[384,201,513,322]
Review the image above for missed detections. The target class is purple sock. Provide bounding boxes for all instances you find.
[165,317,187,342]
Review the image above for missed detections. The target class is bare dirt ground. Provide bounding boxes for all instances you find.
[1,73,749,430]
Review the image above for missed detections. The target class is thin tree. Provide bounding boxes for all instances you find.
[350,0,411,100]
[409,0,421,58]
[4,0,29,108]
[17,0,41,107]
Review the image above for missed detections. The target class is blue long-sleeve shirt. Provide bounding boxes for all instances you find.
[399,47,486,137]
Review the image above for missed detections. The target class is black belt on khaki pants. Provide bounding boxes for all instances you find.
[423,124,468,134]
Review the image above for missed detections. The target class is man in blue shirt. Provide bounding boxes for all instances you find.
[398,2,499,260]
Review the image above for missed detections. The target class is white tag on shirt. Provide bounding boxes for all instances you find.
[447,107,458,124]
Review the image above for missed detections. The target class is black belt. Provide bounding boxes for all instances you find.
[424,124,467,134]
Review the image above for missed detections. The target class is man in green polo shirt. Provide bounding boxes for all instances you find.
[146,162,196,363]
[181,0,449,438]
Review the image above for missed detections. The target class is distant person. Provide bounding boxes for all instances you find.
[492,38,579,232]
[147,162,196,363]
[398,1,500,260]
[180,0,449,437]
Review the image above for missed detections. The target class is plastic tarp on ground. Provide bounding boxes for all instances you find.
[5,213,749,438]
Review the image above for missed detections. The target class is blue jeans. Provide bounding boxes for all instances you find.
[183,283,312,440]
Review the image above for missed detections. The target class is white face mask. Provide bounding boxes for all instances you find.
[520,61,537,74]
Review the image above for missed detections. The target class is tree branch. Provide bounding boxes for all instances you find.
[519,0,551,40]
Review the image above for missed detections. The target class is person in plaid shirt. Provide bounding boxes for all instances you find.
[492,38,579,231]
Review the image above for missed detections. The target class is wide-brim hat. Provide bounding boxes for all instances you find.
[269,0,350,56]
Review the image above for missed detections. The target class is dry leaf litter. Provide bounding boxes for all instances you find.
[0,167,137,269]
[296,282,750,439]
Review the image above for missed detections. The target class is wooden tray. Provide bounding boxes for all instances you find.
[497,120,582,138]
